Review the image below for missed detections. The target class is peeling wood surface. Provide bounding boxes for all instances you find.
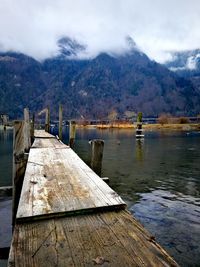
[9,210,178,267]
[17,139,125,221]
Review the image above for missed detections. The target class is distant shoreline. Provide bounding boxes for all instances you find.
[77,123,200,131]
[1,123,200,132]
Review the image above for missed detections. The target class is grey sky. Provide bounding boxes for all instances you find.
[0,0,200,62]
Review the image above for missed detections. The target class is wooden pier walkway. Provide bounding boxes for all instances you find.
[8,130,178,266]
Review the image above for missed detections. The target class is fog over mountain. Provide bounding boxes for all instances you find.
[0,0,200,62]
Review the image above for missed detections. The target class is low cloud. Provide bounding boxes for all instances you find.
[0,0,200,62]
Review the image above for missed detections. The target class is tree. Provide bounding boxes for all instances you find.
[137,112,143,123]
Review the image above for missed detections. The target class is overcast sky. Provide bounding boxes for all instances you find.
[0,0,200,62]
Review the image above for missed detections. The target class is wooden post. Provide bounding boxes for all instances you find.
[12,121,28,226]
[59,104,63,140]
[45,107,50,132]
[136,112,144,138]
[90,139,104,176]
[2,115,7,130]
[24,108,31,152]
[69,121,76,147]
[30,113,35,144]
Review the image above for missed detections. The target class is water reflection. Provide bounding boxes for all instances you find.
[135,139,144,162]
[69,128,200,267]
[131,190,200,266]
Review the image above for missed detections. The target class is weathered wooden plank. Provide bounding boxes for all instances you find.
[34,130,55,139]
[12,120,28,225]
[8,210,178,267]
[16,146,125,221]
[32,138,68,149]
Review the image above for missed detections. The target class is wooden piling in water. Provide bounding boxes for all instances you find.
[30,113,35,144]
[23,108,31,152]
[136,112,144,138]
[69,121,76,147]
[45,107,50,132]
[90,139,104,176]
[2,115,7,130]
[12,121,28,226]
[59,104,63,140]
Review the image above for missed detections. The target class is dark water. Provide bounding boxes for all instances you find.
[0,128,13,187]
[62,127,200,267]
[1,127,200,266]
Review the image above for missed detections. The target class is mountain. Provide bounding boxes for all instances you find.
[0,52,46,118]
[165,49,200,75]
[57,37,86,58]
[164,50,200,92]
[0,38,200,119]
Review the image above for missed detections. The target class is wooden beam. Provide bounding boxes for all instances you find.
[12,121,28,226]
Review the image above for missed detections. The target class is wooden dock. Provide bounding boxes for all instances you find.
[8,130,179,266]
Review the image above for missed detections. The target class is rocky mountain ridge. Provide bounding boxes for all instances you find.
[0,38,200,119]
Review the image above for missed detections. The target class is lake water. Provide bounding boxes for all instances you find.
[1,127,200,266]
[0,128,13,267]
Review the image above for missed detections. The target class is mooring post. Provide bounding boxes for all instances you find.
[59,104,63,140]
[45,107,50,132]
[24,108,31,152]
[90,139,104,176]
[12,121,28,226]
[69,120,76,147]
[30,113,35,144]
[136,112,143,138]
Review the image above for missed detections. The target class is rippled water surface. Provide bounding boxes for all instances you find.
[1,127,200,266]
[64,128,200,267]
